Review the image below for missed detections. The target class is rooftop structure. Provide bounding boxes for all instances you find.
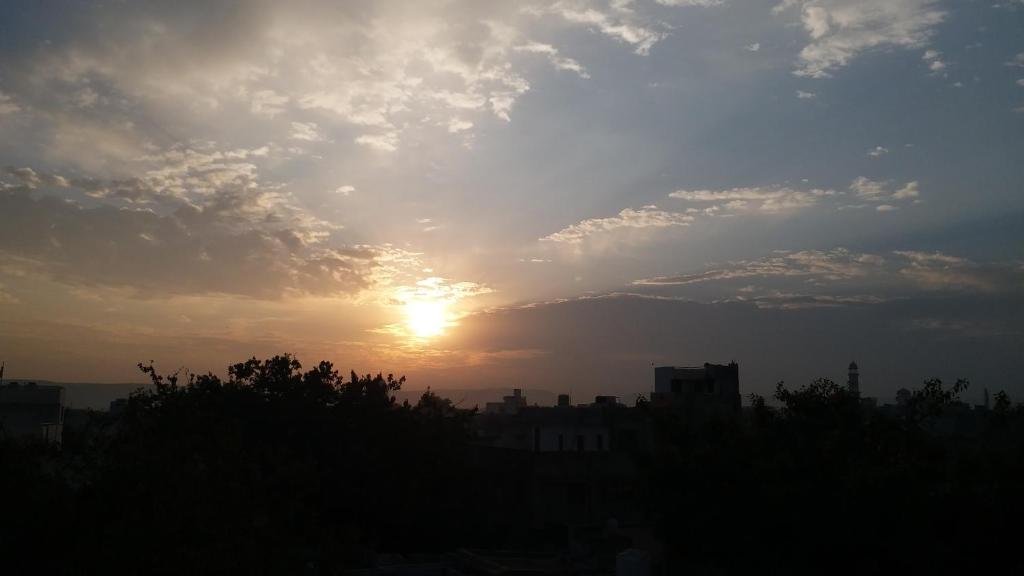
[651,362,741,419]
[484,388,528,415]
[0,381,66,444]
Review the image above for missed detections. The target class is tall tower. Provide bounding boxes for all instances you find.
[847,361,860,396]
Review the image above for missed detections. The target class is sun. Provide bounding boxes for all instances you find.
[404,299,448,339]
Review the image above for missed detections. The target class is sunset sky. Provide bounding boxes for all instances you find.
[1,0,1022,402]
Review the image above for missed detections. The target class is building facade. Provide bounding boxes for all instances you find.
[651,362,741,419]
[0,382,65,444]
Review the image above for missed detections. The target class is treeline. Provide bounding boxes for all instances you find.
[3,356,1024,574]
[644,377,1024,573]
[1,356,495,574]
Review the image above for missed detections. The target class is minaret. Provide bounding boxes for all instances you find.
[847,361,860,396]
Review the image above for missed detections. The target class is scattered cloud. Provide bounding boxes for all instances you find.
[528,1,669,56]
[289,121,325,142]
[867,146,889,157]
[634,248,1023,302]
[1005,52,1024,68]
[745,43,761,52]
[893,251,1020,292]
[848,177,920,206]
[796,90,816,99]
[0,188,377,299]
[774,0,947,78]
[250,90,289,118]
[355,132,399,152]
[4,0,702,154]
[541,206,693,244]
[922,49,947,73]
[335,185,355,196]
[634,248,885,286]
[0,91,21,115]
[655,0,725,6]
[515,42,590,78]
[670,186,836,213]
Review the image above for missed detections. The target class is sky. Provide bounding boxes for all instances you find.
[1,0,1022,404]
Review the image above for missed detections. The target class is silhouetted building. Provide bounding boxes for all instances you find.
[472,392,651,534]
[0,381,65,444]
[485,388,527,415]
[477,398,624,453]
[651,362,741,419]
[848,361,860,396]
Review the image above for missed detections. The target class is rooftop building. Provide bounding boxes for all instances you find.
[651,362,741,419]
[0,381,66,444]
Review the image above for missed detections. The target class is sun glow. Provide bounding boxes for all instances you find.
[404,298,449,339]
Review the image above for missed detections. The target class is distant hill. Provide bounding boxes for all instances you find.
[3,380,149,411]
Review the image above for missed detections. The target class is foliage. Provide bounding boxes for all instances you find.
[1,355,479,574]
[4,362,1024,573]
[646,377,1024,574]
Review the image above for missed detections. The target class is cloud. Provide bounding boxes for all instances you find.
[669,186,836,212]
[736,291,886,310]
[3,0,688,154]
[289,121,324,142]
[922,48,946,73]
[655,0,725,6]
[0,190,378,299]
[530,1,669,55]
[744,43,761,52]
[893,251,1021,293]
[515,42,590,78]
[541,206,693,244]
[634,248,885,286]
[849,177,920,204]
[0,91,21,115]
[250,90,289,118]
[542,177,924,254]
[335,185,355,196]
[867,146,889,157]
[355,132,399,152]
[447,118,474,133]
[0,150,417,299]
[3,166,70,190]
[774,0,946,78]
[634,248,1023,299]
[796,90,816,99]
